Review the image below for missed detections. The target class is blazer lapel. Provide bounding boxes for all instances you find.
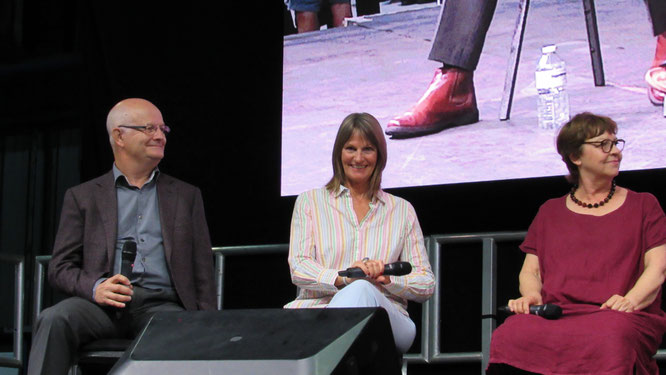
[157,175,176,263]
[96,171,118,268]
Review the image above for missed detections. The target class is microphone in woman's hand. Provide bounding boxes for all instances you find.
[498,304,562,320]
[338,261,413,278]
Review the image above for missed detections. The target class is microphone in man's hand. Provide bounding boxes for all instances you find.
[338,261,412,278]
[497,304,562,320]
[120,240,137,279]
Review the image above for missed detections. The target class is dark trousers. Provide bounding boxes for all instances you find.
[27,287,184,375]
[428,0,498,70]
[647,0,666,35]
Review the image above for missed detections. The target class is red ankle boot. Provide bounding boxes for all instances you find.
[385,67,479,138]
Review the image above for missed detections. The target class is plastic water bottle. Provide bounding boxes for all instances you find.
[535,44,570,130]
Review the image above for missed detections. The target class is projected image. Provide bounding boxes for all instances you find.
[282,0,666,196]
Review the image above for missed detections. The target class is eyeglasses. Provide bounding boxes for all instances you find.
[118,124,171,136]
[582,138,625,153]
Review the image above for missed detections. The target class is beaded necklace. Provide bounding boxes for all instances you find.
[569,180,616,209]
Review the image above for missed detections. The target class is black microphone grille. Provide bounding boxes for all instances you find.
[532,304,562,319]
[122,240,137,257]
[384,262,412,276]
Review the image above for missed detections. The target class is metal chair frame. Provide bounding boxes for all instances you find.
[212,244,290,310]
[425,231,526,374]
[0,254,24,370]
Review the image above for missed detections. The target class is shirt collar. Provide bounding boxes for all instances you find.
[113,163,160,188]
[333,185,386,205]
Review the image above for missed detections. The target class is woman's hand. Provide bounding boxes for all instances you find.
[507,294,542,315]
[600,294,636,312]
[347,258,391,285]
[508,254,543,314]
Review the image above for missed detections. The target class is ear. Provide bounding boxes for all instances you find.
[569,152,582,166]
[112,128,124,148]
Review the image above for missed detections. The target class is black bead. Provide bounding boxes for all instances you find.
[569,179,616,209]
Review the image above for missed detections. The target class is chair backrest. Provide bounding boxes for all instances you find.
[0,254,24,369]
[33,255,52,324]
[212,244,291,310]
[423,231,526,373]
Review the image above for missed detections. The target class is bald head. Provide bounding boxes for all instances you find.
[106,98,163,147]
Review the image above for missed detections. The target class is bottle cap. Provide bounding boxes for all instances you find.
[542,44,556,53]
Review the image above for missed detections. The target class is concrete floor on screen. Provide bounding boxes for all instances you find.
[282,0,665,196]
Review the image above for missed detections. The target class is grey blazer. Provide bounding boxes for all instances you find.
[48,170,216,311]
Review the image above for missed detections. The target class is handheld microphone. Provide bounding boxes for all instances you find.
[120,240,137,279]
[116,240,136,317]
[498,303,562,320]
[338,261,412,278]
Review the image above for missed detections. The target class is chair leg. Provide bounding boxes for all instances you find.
[68,364,80,375]
[499,0,530,121]
[582,0,605,86]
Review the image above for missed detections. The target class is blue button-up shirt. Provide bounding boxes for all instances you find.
[111,164,174,291]
[92,165,175,298]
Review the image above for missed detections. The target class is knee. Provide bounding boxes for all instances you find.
[338,279,379,301]
[601,317,640,349]
[36,304,72,333]
[35,298,88,334]
[344,279,375,293]
[329,279,380,308]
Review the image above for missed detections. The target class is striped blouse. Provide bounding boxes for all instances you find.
[284,186,435,316]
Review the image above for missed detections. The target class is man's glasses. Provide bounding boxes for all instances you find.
[582,139,625,153]
[118,124,171,136]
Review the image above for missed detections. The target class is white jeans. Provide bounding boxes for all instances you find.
[327,279,416,353]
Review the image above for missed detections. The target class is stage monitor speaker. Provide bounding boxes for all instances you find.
[109,307,401,375]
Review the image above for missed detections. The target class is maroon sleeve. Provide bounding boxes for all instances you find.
[642,193,666,253]
[519,204,544,256]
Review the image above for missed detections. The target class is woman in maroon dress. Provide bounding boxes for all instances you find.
[487,112,666,375]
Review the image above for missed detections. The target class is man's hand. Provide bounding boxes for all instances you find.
[94,274,133,308]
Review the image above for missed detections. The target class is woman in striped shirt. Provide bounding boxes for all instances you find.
[284,112,436,353]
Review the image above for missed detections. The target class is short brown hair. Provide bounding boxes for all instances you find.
[556,112,618,184]
[325,113,387,198]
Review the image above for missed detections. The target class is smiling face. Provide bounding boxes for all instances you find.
[571,131,622,181]
[122,114,167,163]
[109,98,167,166]
[341,131,378,188]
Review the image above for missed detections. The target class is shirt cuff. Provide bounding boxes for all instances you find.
[382,276,407,295]
[319,269,341,292]
[92,277,107,300]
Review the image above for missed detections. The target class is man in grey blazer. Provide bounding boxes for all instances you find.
[27,98,216,375]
